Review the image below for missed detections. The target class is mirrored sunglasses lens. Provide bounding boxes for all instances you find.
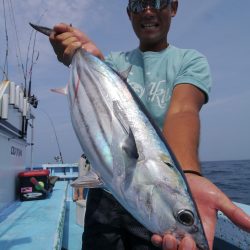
[129,0,169,13]
[129,1,141,13]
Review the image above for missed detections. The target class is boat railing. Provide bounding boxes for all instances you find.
[31,163,79,180]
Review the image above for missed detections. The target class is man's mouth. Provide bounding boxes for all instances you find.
[141,23,159,29]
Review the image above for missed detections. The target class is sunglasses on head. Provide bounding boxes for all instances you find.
[128,0,171,14]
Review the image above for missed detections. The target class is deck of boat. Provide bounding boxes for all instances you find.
[0,163,249,250]
[0,180,84,250]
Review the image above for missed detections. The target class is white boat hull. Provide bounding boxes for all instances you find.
[0,135,27,211]
[0,80,30,211]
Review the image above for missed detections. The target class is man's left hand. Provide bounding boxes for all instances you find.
[151,174,250,249]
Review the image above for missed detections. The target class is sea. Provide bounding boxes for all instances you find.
[202,160,250,250]
[201,159,250,205]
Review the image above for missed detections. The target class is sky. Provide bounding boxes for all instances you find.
[0,0,250,166]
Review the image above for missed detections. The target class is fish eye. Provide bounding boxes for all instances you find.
[176,209,194,226]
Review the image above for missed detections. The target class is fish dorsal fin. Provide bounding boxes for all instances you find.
[112,66,132,82]
[113,100,139,160]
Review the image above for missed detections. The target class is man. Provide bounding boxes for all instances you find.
[73,154,90,201]
[49,0,250,249]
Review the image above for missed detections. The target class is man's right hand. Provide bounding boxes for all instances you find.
[49,23,104,66]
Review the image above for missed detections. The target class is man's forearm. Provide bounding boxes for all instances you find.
[162,110,201,173]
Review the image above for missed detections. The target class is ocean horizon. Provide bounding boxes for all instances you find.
[202,159,250,205]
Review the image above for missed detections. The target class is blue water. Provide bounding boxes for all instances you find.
[201,160,250,250]
[202,160,250,205]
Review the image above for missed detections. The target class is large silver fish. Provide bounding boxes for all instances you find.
[31,23,209,250]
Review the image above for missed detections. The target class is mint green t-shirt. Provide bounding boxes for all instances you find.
[105,45,212,129]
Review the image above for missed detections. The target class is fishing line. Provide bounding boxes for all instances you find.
[8,0,26,87]
[8,0,26,88]
[2,0,9,80]
[0,66,8,81]
[27,31,39,98]
[40,108,64,164]
[26,8,47,98]
[25,30,34,94]
[23,8,47,138]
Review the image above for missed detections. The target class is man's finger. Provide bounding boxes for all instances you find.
[151,234,162,247]
[162,234,178,250]
[178,237,196,250]
[63,41,82,66]
[217,192,250,232]
[53,23,73,34]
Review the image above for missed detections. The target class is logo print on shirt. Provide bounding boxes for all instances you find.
[130,82,145,98]
[148,80,169,109]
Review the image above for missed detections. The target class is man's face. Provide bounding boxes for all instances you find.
[127,0,178,51]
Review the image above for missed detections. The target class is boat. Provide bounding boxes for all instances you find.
[0,80,35,211]
[0,6,249,250]
[0,161,249,250]
[0,0,38,212]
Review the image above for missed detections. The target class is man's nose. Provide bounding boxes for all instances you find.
[143,5,157,15]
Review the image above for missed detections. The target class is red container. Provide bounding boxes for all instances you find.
[18,169,50,201]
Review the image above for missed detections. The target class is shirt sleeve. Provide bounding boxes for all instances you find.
[104,52,120,71]
[174,49,212,103]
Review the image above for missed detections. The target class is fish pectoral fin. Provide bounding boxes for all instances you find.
[122,128,139,159]
[112,100,139,159]
[70,171,104,188]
